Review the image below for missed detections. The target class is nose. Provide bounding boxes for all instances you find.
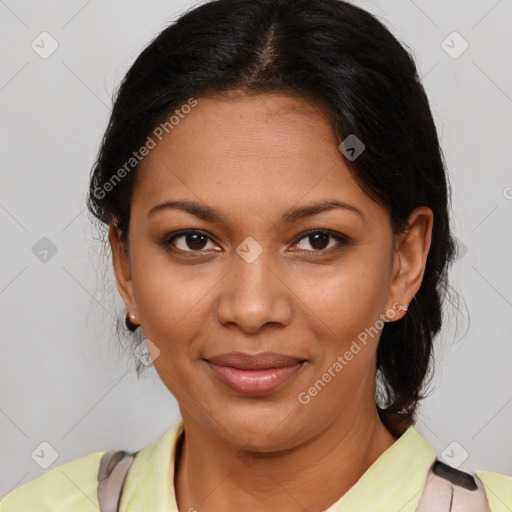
[215,248,293,334]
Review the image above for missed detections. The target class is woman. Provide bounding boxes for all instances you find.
[1,0,510,510]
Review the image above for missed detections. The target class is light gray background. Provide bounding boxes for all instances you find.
[1,0,511,498]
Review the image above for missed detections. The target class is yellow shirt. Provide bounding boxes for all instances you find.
[1,420,511,511]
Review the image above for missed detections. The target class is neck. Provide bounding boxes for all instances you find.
[174,405,398,512]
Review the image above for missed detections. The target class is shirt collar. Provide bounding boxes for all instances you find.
[326,424,436,511]
[122,420,435,512]
[121,420,184,511]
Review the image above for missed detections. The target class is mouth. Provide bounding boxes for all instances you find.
[203,352,307,397]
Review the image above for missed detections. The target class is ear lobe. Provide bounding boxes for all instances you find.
[108,222,136,313]
[386,206,433,320]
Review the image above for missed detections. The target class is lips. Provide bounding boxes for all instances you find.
[204,352,306,396]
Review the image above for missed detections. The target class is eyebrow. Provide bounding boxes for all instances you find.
[148,199,365,224]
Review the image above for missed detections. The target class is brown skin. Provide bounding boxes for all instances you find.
[110,92,433,512]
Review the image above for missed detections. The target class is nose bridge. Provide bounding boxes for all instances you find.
[216,238,292,332]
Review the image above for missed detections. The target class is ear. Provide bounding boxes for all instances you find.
[109,222,137,318]
[385,206,433,322]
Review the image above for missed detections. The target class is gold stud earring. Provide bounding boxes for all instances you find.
[125,312,138,331]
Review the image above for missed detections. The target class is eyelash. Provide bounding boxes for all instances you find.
[159,229,349,256]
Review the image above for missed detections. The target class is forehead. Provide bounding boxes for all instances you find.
[132,93,381,223]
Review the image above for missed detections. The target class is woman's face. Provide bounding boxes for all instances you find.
[111,92,430,451]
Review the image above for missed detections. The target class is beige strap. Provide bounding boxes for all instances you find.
[416,460,491,511]
[97,450,136,512]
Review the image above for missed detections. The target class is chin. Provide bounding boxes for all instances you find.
[205,398,311,452]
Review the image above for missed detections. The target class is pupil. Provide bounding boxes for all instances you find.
[310,233,329,250]
[187,233,207,250]
[183,233,330,251]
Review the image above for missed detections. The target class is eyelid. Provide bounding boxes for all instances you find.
[160,229,221,252]
[289,229,349,253]
[160,228,350,254]
[291,228,349,244]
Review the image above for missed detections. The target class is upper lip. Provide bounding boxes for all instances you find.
[204,352,306,370]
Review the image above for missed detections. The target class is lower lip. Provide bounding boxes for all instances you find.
[206,361,304,396]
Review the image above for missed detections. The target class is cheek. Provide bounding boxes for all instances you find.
[128,243,214,355]
[129,253,215,402]
[293,263,389,421]
[293,252,391,340]
[290,250,391,414]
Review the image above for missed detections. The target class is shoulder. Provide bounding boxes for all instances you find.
[477,470,512,512]
[0,450,105,512]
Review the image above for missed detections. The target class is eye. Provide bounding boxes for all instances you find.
[289,230,349,252]
[160,229,349,255]
[161,230,221,253]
